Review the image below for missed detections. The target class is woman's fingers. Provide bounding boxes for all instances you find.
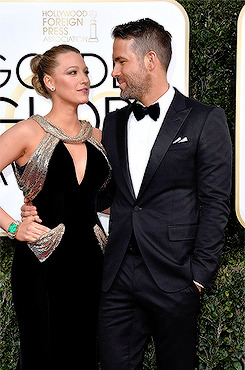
[25,222,50,241]
[21,204,37,217]
[33,215,42,223]
[15,218,50,242]
[21,202,42,223]
[28,222,50,238]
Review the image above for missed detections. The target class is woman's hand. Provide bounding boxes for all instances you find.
[15,216,50,242]
[21,199,42,223]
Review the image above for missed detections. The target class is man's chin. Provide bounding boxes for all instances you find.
[120,90,133,101]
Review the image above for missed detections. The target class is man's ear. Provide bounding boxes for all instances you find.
[144,51,157,71]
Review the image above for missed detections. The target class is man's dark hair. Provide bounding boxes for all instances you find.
[112,18,172,71]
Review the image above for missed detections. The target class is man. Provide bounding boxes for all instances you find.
[98,18,232,369]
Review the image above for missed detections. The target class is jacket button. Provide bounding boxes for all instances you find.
[134,206,142,212]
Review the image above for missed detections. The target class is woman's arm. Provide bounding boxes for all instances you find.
[0,121,50,241]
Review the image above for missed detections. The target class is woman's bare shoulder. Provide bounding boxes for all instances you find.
[0,118,45,169]
[92,127,102,142]
[6,118,43,138]
[1,118,46,156]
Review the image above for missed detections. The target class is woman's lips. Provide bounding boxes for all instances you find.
[77,88,89,93]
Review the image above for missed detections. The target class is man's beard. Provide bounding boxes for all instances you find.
[119,68,151,102]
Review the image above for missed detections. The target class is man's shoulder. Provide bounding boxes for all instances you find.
[175,88,224,114]
[102,103,131,142]
[105,103,131,121]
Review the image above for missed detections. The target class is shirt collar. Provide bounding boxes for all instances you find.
[154,85,175,110]
[136,85,175,111]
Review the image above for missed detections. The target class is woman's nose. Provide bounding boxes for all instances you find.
[81,72,90,85]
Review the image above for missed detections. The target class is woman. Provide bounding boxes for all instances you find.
[0,45,111,369]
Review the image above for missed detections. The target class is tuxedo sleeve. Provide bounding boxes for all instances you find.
[191,107,232,288]
[96,115,116,213]
[96,177,116,212]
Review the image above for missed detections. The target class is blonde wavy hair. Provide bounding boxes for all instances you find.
[30,44,81,99]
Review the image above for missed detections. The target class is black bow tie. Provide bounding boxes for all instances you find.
[132,102,160,121]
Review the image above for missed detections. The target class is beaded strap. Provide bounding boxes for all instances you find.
[14,134,60,202]
[31,115,92,143]
[87,135,112,191]
[93,224,108,254]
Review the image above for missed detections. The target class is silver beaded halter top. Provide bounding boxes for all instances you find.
[14,115,111,262]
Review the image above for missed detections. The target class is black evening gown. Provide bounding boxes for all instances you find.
[11,140,109,369]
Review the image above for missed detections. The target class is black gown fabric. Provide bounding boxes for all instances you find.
[11,140,109,370]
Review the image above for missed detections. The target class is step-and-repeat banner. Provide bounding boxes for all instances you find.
[0,0,189,234]
[236,5,245,228]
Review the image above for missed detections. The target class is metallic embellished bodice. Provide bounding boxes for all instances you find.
[14,115,110,261]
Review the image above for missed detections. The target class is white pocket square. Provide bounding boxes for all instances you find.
[172,136,188,144]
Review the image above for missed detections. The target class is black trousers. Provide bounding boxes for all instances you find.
[99,252,200,370]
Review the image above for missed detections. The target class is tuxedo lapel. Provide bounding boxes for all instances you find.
[137,90,192,199]
[116,105,136,200]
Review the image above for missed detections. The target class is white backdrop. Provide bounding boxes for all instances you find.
[236,5,245,228]
[0,0,189,234]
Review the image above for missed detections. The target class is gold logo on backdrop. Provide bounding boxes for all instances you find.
[42,9,99,43]
[89,11,98,42]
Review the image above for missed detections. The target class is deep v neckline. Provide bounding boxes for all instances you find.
[62,141,88,186]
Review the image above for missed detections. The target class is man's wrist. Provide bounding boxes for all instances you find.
[193,280,204,288]
[193,280,204,292]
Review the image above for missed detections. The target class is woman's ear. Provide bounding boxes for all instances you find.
[43,74,55,92]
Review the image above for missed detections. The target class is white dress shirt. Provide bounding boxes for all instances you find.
[127,85,175,197]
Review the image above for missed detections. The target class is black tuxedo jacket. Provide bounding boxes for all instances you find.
[100,89,232,293]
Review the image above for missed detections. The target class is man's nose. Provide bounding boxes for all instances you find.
[111,64,119,78]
